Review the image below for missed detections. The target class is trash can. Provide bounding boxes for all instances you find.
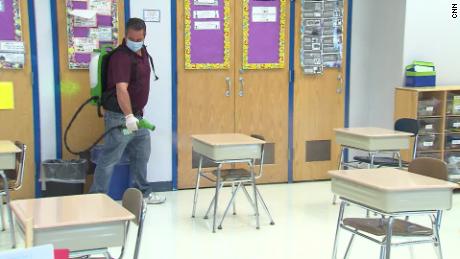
[91,144,133,200]
[41,159,87,197]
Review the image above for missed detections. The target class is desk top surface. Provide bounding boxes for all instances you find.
[0,140,21,154]
[191,133,266,146]
[334,127,413,138]
[329,168,458,192]
[10,194,134,229]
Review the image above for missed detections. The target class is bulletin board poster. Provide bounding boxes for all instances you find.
[242,0,286,70]
[184,0,230,70]
[66,0,119,69]
[0,0,25,69]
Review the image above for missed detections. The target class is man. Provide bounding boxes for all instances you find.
[90,18,165,204]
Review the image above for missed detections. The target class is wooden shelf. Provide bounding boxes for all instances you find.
[417,115,443,118]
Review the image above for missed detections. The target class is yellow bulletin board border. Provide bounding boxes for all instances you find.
[184,0,230,70]
[242,0,286,70]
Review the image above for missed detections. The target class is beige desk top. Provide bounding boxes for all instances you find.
[191,133,266,146]
[0,140,21,154]
[10,194,134,229]
[329,168,459,192]
[334,127,413,138]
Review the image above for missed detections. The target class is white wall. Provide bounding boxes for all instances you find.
[34,0,56,161]
[404,0,460,85]
[131,0,173,182]
[349,0,406,129]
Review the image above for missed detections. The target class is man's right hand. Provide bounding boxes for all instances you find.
[125,114,139,132]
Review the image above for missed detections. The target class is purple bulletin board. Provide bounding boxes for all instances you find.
[66,0,119,69]
[0,0,25,69]
[243,0,286,69]
[184,0,230,69]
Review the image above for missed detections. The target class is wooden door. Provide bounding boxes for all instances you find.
[177,0,235,189]
[233,1,290,183]
[293,0,348,181]
[0,0,35,198]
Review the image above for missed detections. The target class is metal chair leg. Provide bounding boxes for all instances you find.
[344,234,355,259]
[192,157,203,218]
[396,152,402,168]
[231,182,237,215]
[0,195,5,231]
[204,182,223,220]
[218,183,242,229]
[384,217,394,259]
[241,184,256,212]
[379,245,386,259]
[212,165,222,233]
[333,146,345,205]
[250,161,260,230]
[255,186,275,225]
[332,201,346,259]
[433,211,444,259]
[1,172,16,248]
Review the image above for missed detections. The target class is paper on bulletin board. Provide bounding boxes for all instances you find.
[194,21,220,30]
[89,0,112,15]
[0,52,24,65]
[72,10,97,27]
[0,0,5,12]
[73,37,98,53]
[252,7,277,22]
[0,82,14,110]
[193,10,219,19]
[0,41,24,52]
[194,0,217,6]
[89,27,112,41]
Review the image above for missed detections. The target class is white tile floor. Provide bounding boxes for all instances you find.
[1,181,459,259]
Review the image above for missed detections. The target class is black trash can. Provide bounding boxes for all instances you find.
[40,159,87,197]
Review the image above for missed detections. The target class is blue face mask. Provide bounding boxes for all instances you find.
[126,39,144,52]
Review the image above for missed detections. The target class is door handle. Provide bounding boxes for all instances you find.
[225,77,231,97]
[239,77,245,97]
[336,74,343,94]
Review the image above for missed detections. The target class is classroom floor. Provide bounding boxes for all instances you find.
[1,181,459,259]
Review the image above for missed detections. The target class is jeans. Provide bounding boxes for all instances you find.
[90,110,152,195]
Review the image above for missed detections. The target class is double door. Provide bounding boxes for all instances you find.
[176,0,291,189]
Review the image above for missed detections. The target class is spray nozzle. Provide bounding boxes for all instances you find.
[137,119,156,131]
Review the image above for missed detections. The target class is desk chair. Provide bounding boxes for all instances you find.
[0,141,26,248]
[335,158,448,259]
[353,118,419,168]
[192,134,275,231]
[119,188,147,259]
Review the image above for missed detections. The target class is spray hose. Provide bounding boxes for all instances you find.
[64,96,155,156]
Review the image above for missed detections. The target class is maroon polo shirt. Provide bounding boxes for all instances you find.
[107,41,151,115]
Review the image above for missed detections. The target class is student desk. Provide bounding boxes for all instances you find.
[334,127,413,169]
[10,194,134,257]
[329,168,458,259]
[0,140,21,247]
[191,133,265,233]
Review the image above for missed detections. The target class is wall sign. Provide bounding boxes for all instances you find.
[143,9,160,22]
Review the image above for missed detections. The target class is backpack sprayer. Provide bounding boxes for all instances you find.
[64,45,156,156]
